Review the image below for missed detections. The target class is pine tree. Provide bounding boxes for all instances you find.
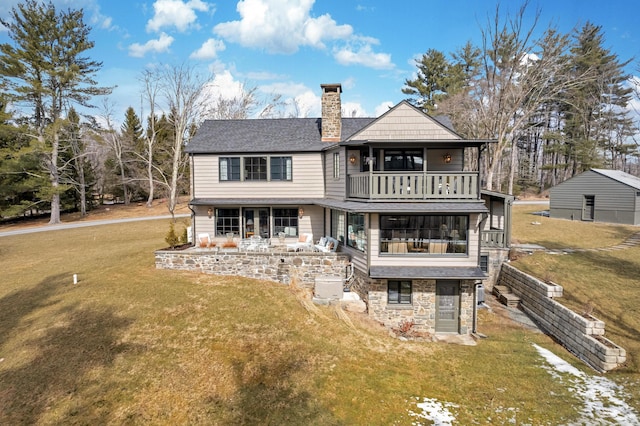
[561,22,634,176]
[0,0,111,224]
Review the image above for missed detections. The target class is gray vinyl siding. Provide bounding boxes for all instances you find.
[324,149,346,199]
[192,153,325,199]
[550,170,640,225]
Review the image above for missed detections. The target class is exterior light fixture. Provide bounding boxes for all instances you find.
[349,154,357,165]
[443,153,452,164]
[298,207,304,218]
[207,207,213,218]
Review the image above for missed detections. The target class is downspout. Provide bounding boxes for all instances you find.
[188,153,196,245]
[472,281,481,334]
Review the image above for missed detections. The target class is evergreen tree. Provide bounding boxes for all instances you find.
[0,0,111,224]
[561,22,634,176]
[0,96,48,218]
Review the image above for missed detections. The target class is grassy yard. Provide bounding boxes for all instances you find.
[0,212,638,424]
[511,205,640,377]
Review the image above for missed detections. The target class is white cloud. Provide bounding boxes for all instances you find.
[214,0,352,54]
[100,16,113,30]
[128,33,174,57]
[374,101,394,117]
[190,38,225,59]
[342,101,367,117]
[146,0,210,33]
[259,82,319,117]
[205,69,246,100]
[334,43,393,70]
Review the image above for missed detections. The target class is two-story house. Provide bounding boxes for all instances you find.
[184,83,511,335]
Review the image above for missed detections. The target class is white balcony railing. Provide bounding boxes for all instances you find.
[347,172,479,200]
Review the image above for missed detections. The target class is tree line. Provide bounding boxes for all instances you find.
[403,3,639,194]
[0,1,286,224]
[1,1,639,224]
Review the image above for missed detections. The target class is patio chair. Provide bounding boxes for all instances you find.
[197,233,213,248]
[286,233,313,252]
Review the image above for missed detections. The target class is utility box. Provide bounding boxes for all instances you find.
[314,276,344,300]
[476,284,485,305]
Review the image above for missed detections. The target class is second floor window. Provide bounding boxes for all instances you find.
[219,156,292,182]
[244,156,267,180]
[333,152,340,179]
[271,156,292,181]
[220,157,241,181]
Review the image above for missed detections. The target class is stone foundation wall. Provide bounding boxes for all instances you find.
[498,263,626,372]
[482,247,510,291]
[155,249,351,288]
[366,279,474,335]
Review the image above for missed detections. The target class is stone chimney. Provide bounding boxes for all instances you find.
[321,83,342,142]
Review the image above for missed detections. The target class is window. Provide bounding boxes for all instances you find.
[347,212,366,251]
[244,156,267,181]
[216,208,239,236]
[333,152,340,179]
[480,254,489,272]
[331,209,346,243]
[274,208,298,236]
[219,157,240,181]
[379,214,468,254]
[383,150,423,171]
[271,156,292,181]
[388,280,412,304]
[220,156,292,181]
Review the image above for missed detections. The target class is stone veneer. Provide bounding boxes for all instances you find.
[320,84,342,141]
[482,247,510,291]
[363,272,475,335]
[155,248,351,288]
[498,263,626,372]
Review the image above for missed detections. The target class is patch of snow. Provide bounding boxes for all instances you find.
[533,344,640,425]
[409,397,458,425]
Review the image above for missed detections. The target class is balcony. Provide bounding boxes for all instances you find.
[480,229,507,248]
[347,172,479,200]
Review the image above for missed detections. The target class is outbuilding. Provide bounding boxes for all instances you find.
[549,169,640,225]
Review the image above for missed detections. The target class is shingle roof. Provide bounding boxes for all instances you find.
[592,169,640,191]
[185,117,376,154]
[369,266,487,279]
[190,198,488,214]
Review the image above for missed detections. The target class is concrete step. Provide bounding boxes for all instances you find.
[493,284,520,308]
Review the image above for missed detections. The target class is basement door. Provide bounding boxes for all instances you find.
[435,280,459,333]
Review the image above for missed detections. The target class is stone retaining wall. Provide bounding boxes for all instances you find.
[498,263,626,372]
[155,248,351,288]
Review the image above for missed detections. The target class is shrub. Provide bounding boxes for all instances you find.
[165,222,180,248]
[180,226,189,244]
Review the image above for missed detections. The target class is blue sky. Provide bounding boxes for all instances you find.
[1,0,639,122]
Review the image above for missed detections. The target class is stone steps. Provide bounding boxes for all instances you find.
[493,284,521,308]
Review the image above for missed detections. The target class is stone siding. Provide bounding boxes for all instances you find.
[498,263,626,372]
[155,249,351,288]
[366,278,474,335]
[482,247,510,291]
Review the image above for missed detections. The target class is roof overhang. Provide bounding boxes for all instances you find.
[190,198,489,214]
[190,198,318,206]
[340,139,496,148]
[315,199,489,214]
[369,266,487,280]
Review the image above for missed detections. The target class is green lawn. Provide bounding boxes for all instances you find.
[0,218,638,424]
[511,205,640,378]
